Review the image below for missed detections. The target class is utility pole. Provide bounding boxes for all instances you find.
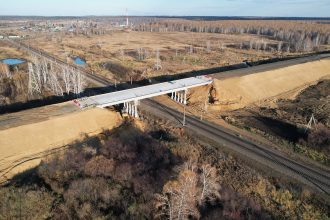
[200,100,208,121]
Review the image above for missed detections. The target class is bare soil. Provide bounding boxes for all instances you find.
[230,80,330,142]
[210,58,330,111]
[0,105,121,183]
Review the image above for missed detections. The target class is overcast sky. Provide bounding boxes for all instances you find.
[1,0,329,17]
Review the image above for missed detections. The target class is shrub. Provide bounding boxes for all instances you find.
[308,124,330,152]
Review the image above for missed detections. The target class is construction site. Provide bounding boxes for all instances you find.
[0,14,330,219]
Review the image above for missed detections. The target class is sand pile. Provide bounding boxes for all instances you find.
[0,108,121,183]
[211,59,330,111]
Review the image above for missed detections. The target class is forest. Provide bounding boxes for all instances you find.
[134,19,330,53]
[0,118,328,219]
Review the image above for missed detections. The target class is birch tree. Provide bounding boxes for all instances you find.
[156,169,199,220]
[72,70,85,95]
[62,67,72,94]
[206,40,211,52]
[48,70,63,96]
[154,48,162,70]
[156,163,220,219]
[28,62,42,95]
[277,41,283,52]
[199,164,221,204]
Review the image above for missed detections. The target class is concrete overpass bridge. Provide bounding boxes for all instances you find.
[76,76,213,117]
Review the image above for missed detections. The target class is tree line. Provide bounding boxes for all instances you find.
[134,19,330,52]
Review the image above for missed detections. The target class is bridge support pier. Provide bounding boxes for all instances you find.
[134,100,139,118]
[184,89,187,105]
[180,92,184,103]
[123,101,139,118]
[171,89,187,105]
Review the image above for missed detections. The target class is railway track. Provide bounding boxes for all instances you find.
[143,99,330,195]
[6,39,113,87]
[7,39,330,195]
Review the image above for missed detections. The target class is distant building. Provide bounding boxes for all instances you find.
[0,36,4,39]
[8,35,20,39]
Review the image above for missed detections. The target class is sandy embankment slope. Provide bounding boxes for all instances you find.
[0,108,121,183]
[212,58,330,111]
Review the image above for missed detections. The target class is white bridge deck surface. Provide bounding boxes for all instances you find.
[78,76,213,108]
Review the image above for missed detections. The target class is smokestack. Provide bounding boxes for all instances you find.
[126,8,128,27]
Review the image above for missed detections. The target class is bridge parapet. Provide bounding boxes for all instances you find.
[76,76,213,117]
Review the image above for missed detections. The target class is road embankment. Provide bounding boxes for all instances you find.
[0,108,121,183]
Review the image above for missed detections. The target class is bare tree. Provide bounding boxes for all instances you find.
[136,47,149,61]
[199,164,221,204]
[262,41,268,51]
[40,58,49,85]
[72,70,85,95]
[249,41,253,50]
[156,163,221,219]
[156,169,199,220]
[28,62,42,95]
[154,48,162,70]
[62,67,72,94]
[48,70,63,96]
[189,45,193,54]
[206,40,211,52]
[137,47,143,61]
[286,44,291,53]
[277,41,283,52]
[28,53,85,97]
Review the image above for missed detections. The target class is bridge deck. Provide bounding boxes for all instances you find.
[78,76,213,108]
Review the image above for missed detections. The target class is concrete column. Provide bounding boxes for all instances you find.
[134,104,138,118]
[131,103,135,116]
[128,103,131,115]
[123,102,126,112]
[171,92,174,99]
[184,89,187,105]
[134,100,139,118]
[180,92,184,103]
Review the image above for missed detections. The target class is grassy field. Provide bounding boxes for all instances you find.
[22,30,288,81]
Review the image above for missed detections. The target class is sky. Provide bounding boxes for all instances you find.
[1,0,329,17]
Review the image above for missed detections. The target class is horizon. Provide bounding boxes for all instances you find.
[1,0,330,17]
[1,15,330,19]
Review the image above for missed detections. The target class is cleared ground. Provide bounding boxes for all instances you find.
[210,58,330,111]
[0,106,121,183]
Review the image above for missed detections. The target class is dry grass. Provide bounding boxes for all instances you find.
[0,41,29,60]
[22,31,285,80]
